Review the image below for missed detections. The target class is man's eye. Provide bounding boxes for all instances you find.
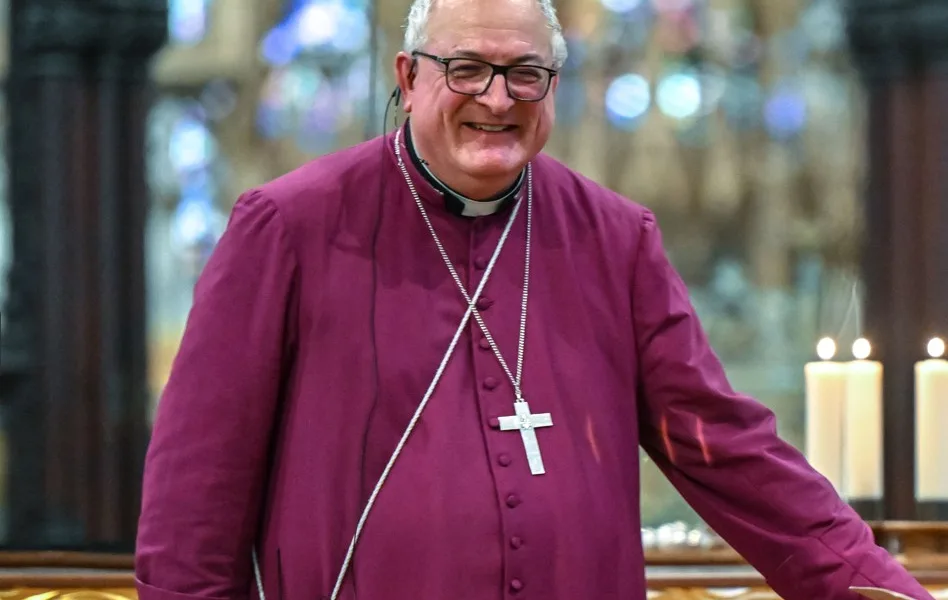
[450,65,486,78]
[510,68,543,83]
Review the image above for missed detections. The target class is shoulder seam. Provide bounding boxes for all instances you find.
[238,188,301,275]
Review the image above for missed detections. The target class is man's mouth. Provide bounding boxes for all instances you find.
[464,123,517,133]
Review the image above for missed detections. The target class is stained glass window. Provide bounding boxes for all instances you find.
[169,0,214,45]
[146,0,387,401]
[146,0,230,403]
[256,0,385,154]
[146,93,230,402]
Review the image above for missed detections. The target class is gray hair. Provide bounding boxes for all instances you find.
[403,0,569,69]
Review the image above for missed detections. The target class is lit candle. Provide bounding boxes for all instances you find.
[916,337,948,500]
[843,338,883,501]
[804,337,846,492]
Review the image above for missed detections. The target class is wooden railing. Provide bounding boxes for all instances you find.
[0,566,943,600]
[0,522,943,600]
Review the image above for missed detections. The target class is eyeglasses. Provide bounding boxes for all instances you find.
[412,51,557,102]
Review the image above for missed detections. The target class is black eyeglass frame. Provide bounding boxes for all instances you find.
[411,50,558,102]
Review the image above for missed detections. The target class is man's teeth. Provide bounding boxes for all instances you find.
[470,124,510,132]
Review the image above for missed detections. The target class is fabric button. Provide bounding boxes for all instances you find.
[478,337,492,350]
[498,453,512,467]
[506,494,521,508]
[510,536,523,549]
[474,256,489,270]
[509,579,524,592]
[483,376,499,390]
[476,296,493,310]
[488,416,500,429]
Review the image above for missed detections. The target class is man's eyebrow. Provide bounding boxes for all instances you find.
[450,50,548,64]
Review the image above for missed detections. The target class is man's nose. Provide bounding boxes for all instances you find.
[476,75,516,113]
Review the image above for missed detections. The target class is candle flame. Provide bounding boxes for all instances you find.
[816,337,837,361]
[852,338,871,360]
[928,337,946,359]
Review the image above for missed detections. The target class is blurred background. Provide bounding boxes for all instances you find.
[0,0,935,552]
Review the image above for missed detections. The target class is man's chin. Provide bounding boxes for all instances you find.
[459,163,524,184]
[457,152,528,179]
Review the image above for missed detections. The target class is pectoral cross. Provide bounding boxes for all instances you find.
[498,400,553,475]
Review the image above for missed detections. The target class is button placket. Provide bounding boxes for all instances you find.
[475,296,494,311]
[469,218,533,599]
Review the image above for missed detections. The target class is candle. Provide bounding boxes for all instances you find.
[804,338,846,492]
[843,338,883,500]
[916,337,948,500]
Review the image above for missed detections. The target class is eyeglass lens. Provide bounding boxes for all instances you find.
[446,59,550,100]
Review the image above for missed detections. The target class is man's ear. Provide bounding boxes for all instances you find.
[394,52,416,113]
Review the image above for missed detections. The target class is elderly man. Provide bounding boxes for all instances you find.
[134,0,933,599]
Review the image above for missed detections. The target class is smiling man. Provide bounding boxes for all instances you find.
[133,1,934,599]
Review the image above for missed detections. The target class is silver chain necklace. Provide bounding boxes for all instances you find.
[395,128,554,479]
[394,127,531,399]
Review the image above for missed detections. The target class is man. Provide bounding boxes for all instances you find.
[134,0,933,598]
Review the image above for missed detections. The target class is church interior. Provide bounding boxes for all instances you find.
[1,0,947,598]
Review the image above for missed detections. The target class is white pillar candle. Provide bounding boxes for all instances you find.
[804,338,846,492]
[843,338,884,500]
[916,337,948,500]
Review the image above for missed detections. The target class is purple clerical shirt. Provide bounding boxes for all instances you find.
[135,123,933,600]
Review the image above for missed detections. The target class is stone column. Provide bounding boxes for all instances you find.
[0,0,165,547]
[845,0,948,521]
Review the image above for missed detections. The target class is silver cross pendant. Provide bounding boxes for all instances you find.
[498,400,553,475]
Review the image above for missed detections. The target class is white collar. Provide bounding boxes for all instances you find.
[410,128,522,217]
[418,161,513,216]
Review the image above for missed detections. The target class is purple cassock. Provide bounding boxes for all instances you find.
[135,122,932,600]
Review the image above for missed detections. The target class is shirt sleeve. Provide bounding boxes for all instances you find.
[630,210,932,600]
[135,190,299,600]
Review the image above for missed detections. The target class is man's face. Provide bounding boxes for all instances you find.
[395,0,559,197]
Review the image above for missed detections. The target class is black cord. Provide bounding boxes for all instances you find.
[355,89,401,591]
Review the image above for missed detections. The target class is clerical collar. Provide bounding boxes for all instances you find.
[404,119,524,218]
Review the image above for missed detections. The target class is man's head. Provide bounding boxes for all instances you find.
[394,0,568,199]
